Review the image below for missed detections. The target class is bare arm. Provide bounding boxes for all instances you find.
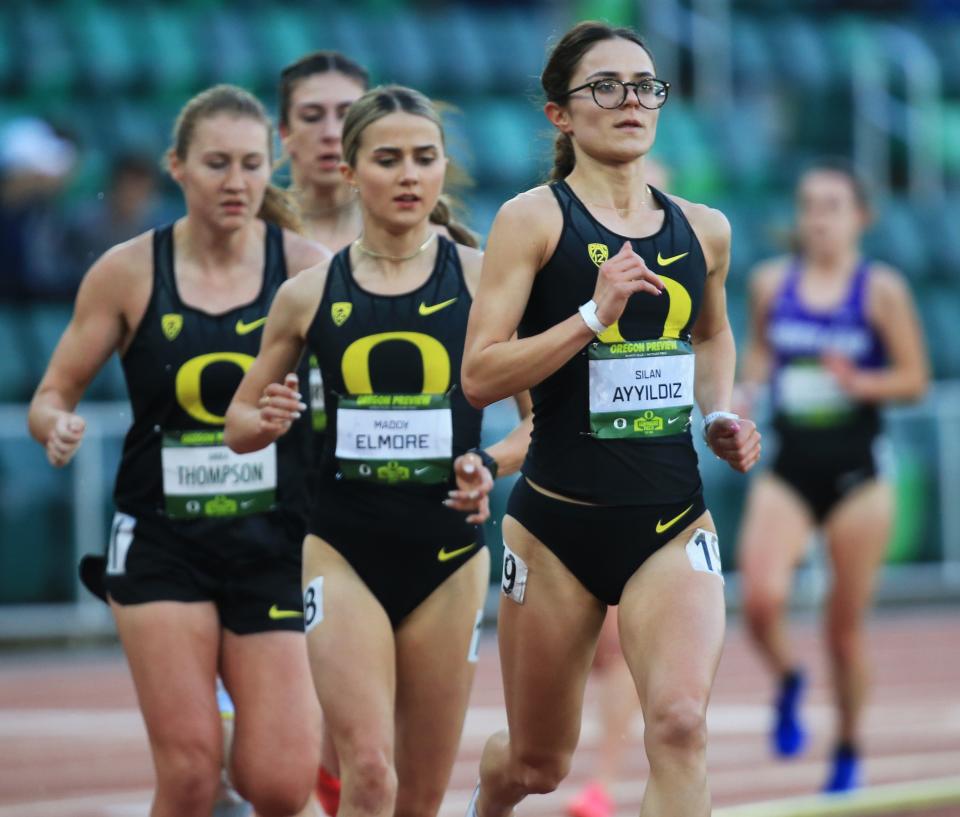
[458,245,534,477]
[28,247,139,466]
[224,265,325,453]
[685,204,761,473]
[461,190,664,408]
[737,260,788,415]
[823,265,929,404]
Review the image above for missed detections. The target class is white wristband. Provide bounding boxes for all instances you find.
[702,411,739,441]
[578,300,609,336]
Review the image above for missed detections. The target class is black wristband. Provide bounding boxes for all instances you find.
[468,447,498,480]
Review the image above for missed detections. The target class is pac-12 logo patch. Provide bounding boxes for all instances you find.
[161,313,183,341]
[331,302,353,327]
[588,243,609,267]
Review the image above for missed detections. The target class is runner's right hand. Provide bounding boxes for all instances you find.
[592,241,665,327]
[257,373,306,436]
[47,413,86,467]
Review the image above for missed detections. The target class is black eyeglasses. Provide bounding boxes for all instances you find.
[563,78,670,110]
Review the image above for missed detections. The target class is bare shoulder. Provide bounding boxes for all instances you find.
[81,230,153,302]
[867,261,912,299]
[748,255,792,301]
[500,184,558,223]
[276,256,331,312]
[282,228,332,276]
[670,195,731,262]
[455,243,484,294]
[491,185,562,267]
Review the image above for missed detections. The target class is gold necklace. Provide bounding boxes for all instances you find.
[355,231,436,262]
[582,186,654,215]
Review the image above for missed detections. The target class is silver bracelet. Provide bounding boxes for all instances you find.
[702,410,740,442]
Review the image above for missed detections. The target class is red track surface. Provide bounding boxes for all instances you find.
[1,608,958,816]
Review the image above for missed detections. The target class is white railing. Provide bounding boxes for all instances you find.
[2,385,959,640]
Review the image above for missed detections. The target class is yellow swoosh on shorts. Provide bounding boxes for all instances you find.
[268,604,304,620]
[655,504,694,535]
[437,542,477,563]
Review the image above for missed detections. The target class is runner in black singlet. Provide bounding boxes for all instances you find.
[28,85,328,817]
[225,85,531,817]
[460,22,760,817]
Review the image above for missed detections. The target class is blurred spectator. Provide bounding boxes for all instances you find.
[0,117,76,301]
[64,153,163,284]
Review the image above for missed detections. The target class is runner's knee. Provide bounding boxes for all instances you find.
[342,745,397,815]
[153,737,221,814]
[645,695,708,756]
[511,750,572,794]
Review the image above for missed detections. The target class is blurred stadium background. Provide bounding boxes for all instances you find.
[2,0,959,626]
[1,2,959,816]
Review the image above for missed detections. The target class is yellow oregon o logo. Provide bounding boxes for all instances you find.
[341,332,450,394]
[175,352,255,425]
[597,275,693,343]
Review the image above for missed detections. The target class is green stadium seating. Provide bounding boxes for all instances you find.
[68,2,140,94]
[19,5,75,99]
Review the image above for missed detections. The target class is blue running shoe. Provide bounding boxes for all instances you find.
[772,670,807,757]
[823,744,861,793]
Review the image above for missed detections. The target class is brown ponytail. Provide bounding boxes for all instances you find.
[429,194,479,249]
[258,184,303,233]
[550,133,576,182]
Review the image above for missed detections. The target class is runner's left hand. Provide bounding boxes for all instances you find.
[707,416,761,473]
[446,452,494,524]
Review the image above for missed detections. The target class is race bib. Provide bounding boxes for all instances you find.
[778,360,855,426]
[161,431,277,519]
[588,339,695,439]
[309,355,327,432]
[335,393,453,485]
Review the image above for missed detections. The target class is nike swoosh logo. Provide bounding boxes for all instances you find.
[657,251,689,267]
[655,504,694,534]
[437,542,477,563]
[418,298,457,316]
[414,466,431,476]
[268,604,304,620]
[235,317,267,335]
[668,416,683,425]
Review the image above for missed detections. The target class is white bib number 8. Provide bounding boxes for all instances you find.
[303,576,324,633]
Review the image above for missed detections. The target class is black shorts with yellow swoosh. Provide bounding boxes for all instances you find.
[308,483,486,627]
[103,512,305,635]
[506,477,706,605]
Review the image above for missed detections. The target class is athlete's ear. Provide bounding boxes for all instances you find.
[544,101,573,135]
[166,149,184,184]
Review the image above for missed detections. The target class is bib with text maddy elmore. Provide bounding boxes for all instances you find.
[588,338,695,439]
[161,431,277,519]
[335,393,453,485]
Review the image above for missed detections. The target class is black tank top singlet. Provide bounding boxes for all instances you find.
[114,223,310,531]
[519,181,708,506]
[306,236,482,498]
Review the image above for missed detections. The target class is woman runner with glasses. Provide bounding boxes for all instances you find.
[461,21,759,817]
